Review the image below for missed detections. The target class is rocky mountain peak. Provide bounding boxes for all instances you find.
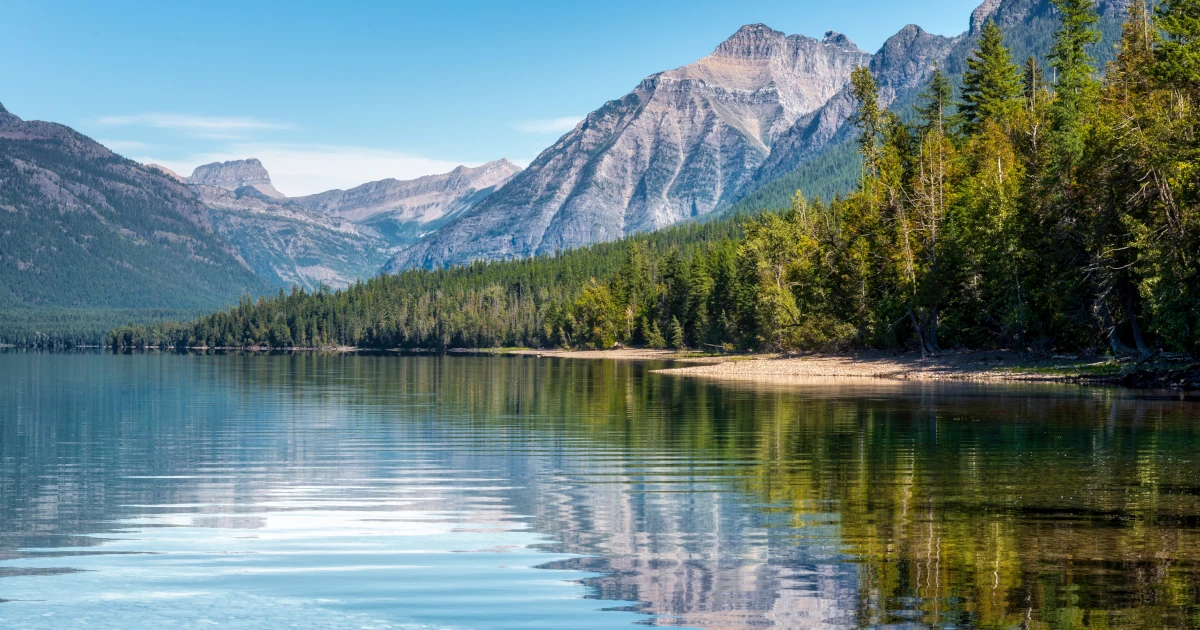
[288,158,522,225]
[970,0,1003,34]
[0,102,8,114]
[713,24,788,59]
[187,158,284,198]
[823,31,853,47]
[459,158,522,181]
[387,22,874,271]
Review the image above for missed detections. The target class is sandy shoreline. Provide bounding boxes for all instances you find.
[508,347,1120,383]
[100,344,1195,389]
[504,348,722,361]
[654,350,1101,383]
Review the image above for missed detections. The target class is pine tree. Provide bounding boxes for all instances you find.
[669,316,686,350]
[915,65,956,135]
[1111,0,1156,94]
[1153,0,1200,93]
[961,20,1023,130]
[643,317,667,349]
[850,66,884,182]
[1048,0,1101,170]
[1049,0,1101,95]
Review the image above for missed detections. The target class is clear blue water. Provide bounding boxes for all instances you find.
[2,352,1199,628]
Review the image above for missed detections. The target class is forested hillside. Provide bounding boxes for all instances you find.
[718,0,1131,217]
[0,104,269,344]
[111,0,1200,357]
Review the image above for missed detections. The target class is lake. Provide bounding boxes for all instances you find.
[1,352,1199,628]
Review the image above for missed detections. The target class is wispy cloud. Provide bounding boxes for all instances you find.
[137,143,475,197]
[513,117,582,134]
[98,113,292,135]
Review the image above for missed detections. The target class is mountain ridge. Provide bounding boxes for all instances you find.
[172,157,520,289]
[0,104,268,311]
[387,25,873,270]
[290,158,520,225]
[387,0,1131,271]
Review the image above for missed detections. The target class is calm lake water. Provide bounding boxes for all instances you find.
[2,352,1200,629]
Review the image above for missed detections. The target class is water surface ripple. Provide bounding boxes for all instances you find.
[1,353,1199,628]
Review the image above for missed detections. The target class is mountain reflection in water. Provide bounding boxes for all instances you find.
[1,353,1198,628]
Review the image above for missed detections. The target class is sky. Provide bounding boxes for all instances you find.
[0,0,982,196]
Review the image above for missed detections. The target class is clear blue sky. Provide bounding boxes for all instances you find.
[0,0,982,195]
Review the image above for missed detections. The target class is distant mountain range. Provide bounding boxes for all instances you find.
[169,158,520,289]
[389,0,1129,270]
[0,0,1131,326]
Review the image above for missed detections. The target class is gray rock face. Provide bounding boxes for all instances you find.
[177,159,518,289]
[188,158,284,198]
[971,0,1005,34]
[290,159,520,241]
[190,184,394,291]
[387,0,1134,272]
[755,25,959,186]
[389,25,871,270]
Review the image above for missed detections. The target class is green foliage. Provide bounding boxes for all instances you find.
[851,66,884,181]
[1048,0,1102,172]
[110,6,1200,359]
[0,140,268,314]
[718,141,861,217]
[573,280,620,349]
[1023,55,1046,104]
[642,318,667,349]
[961,21,1024,130]
[914,65,958,135]
[668,317,686,350]
[0,309,197,348]
[1154,0,1200,91]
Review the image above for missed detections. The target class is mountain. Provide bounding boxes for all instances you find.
[175,158,519,289]
[388,0,1131,271]
[188,181,394,291]
[147,163,185,182]
[290,159,520,243]
[387,26,871,270]
[187,158,284,198]
[734,0,1129,218]
[0,102,268,311]
[751,24,960,186]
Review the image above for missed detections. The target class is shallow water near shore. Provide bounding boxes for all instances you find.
[2,352,1200,628]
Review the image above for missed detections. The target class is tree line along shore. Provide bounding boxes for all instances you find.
[110,0,1200,379]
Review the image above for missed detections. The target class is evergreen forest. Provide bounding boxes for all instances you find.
[111,0,1200,358]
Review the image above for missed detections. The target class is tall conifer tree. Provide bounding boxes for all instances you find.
[914,65,956,135]
[850,66,883,182]
[1154,0,1200,93]
[961,20,1023,130]
[1023,56,1044,105]
[1048,0,1101,170]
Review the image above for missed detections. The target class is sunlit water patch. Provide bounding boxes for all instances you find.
[2,352,1200,628]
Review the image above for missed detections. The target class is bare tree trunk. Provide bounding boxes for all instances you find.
[1014,269,1025,353]
[928,303,940,353]
[1099,300,1136,356]
[908,306,929,358]
[1125,290,1151,356]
